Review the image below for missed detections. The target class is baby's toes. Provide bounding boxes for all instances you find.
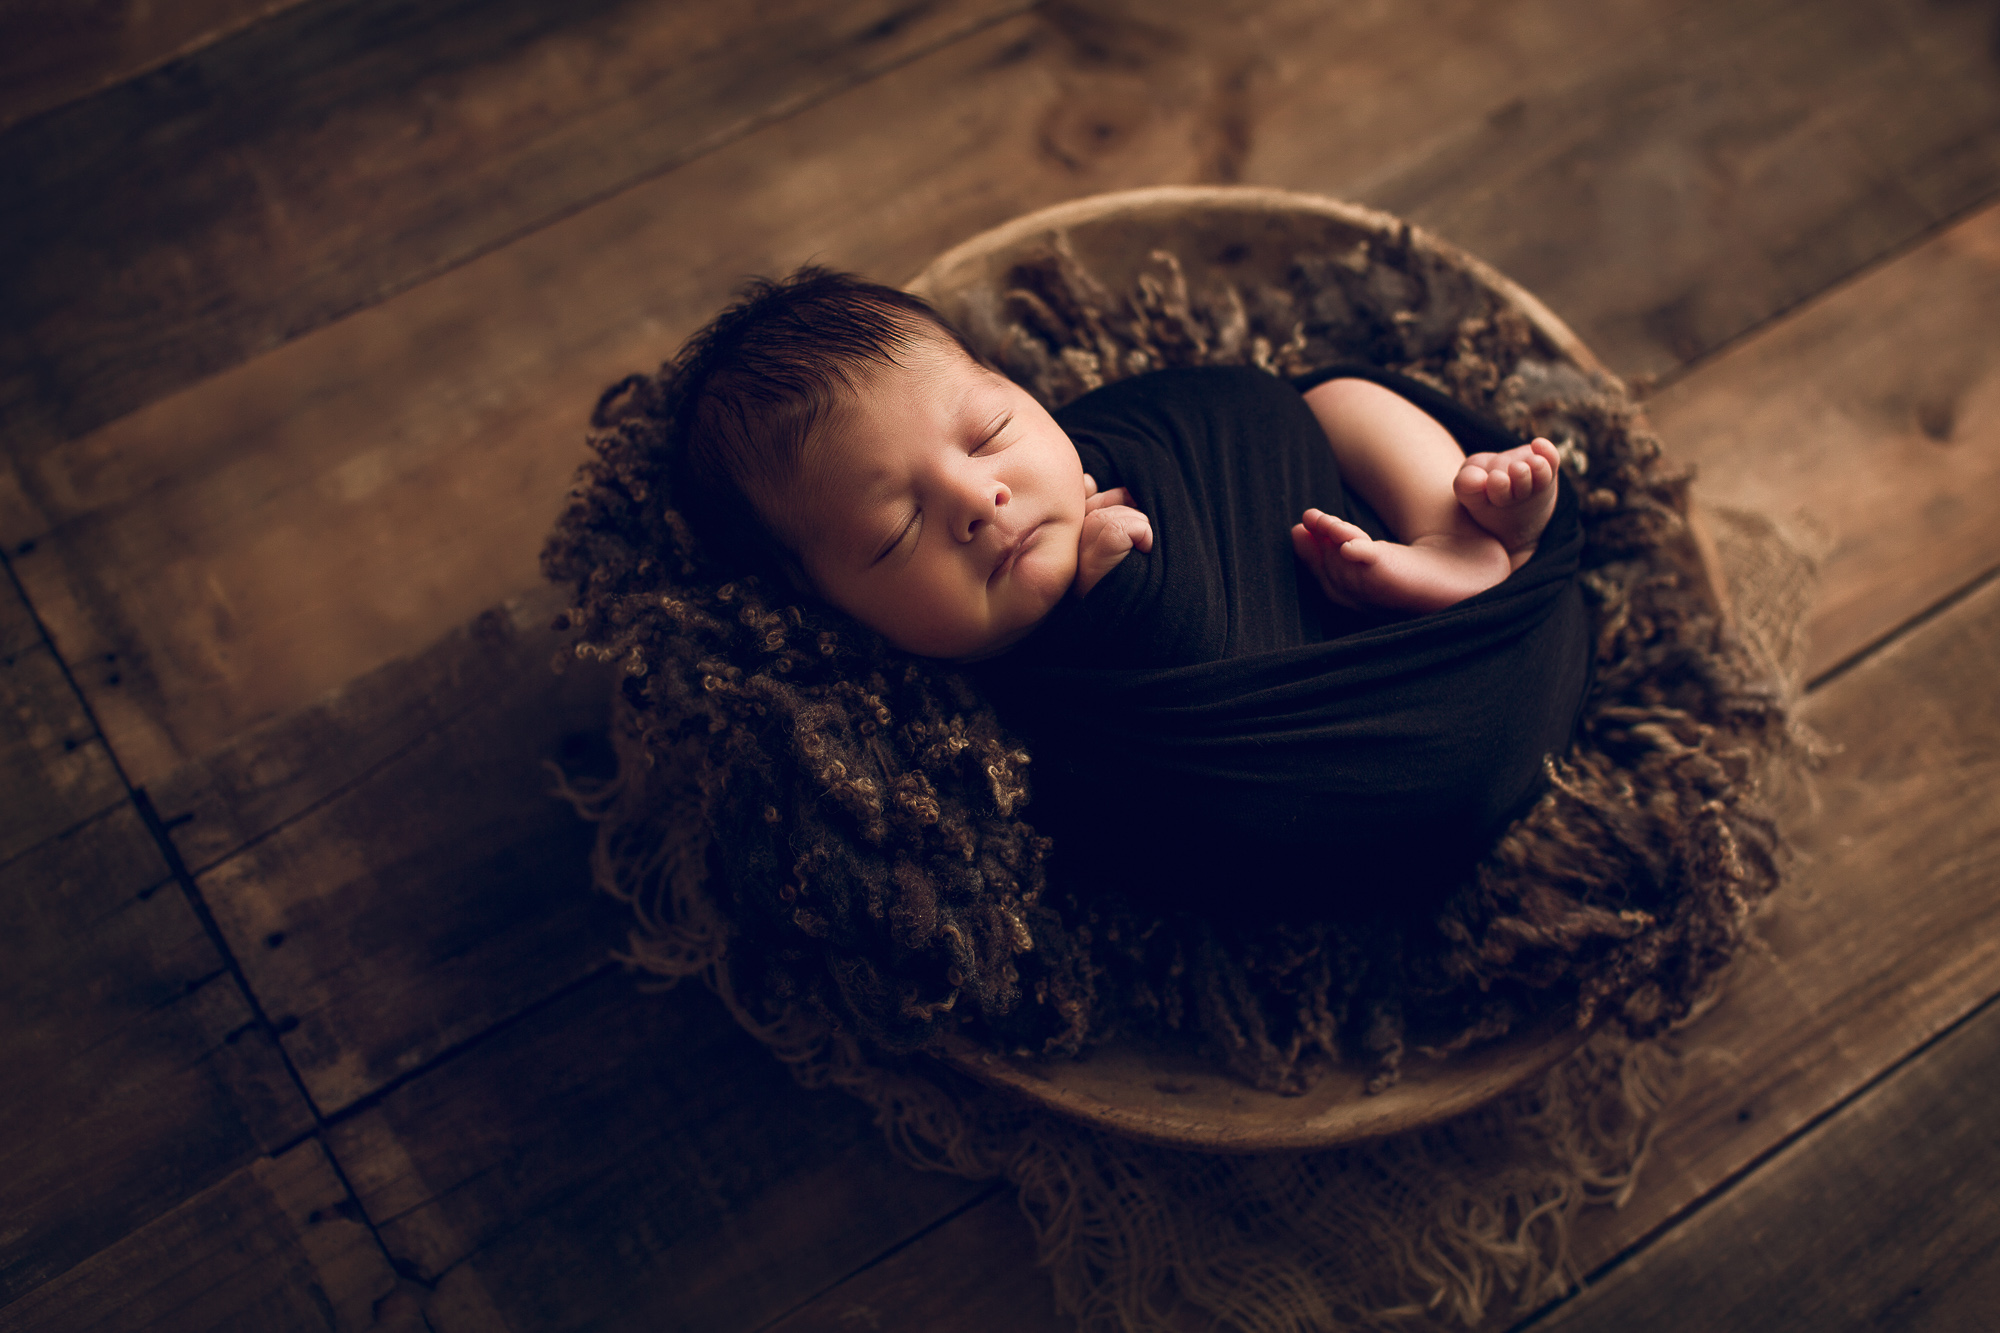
[1302,509,1352,544]
[1485,464,1523,507]
[1509,457,1536,498]
[1527,449,1555,492]
[1454,462,1492,503]
[1329,521,1372,554]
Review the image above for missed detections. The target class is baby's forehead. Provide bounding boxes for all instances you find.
[824,337,988,437]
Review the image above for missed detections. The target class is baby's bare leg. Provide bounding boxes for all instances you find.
[1295,378,1512,612]
[1300,378,1473,541]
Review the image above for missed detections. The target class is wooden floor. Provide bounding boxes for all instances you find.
[4,1,1999,1328]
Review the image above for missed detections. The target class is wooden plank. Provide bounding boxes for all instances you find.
[763,1191,1061,1333]
[1650,200,2000,680]
[14,0,2000,790]
[0,0,309,131]
[0,0,1034,450]
[0,1138,420,1333]
[1535,999,2000,1332]
[146,580,596,876]
[0,803,312,1308]
[321,971,986,1333]
[0,570,123,865]
[1349,0,2000,380]
[161,589,626,1112]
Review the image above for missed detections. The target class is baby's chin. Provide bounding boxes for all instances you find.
[938,590,1070,662]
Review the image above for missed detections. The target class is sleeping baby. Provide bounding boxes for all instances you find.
[669,266,1593,921]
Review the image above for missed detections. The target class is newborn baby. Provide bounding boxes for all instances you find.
[671,266,1591,920]
[685,274,1559,657]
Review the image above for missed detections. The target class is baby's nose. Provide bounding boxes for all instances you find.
[958,478,1010,539]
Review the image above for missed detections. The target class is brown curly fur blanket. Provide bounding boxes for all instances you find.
[542,225,1790,1094]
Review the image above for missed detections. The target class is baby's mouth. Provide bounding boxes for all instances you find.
[990,521,1043,583]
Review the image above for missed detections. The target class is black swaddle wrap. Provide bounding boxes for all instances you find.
[971,365,1592,923]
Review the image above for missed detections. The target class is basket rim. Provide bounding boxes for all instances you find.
[906,184,1607,380]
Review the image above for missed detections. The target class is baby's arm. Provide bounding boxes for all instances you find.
[1074,474,1152,597]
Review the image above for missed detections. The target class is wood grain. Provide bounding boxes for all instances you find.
[0,0,308,131]
[322,971,987,1333]
[19,0,2000,793]
[163,588,626,1113]
[0,803,311,1308]
[0,0,1033,451]
[145,581,598,876]
[1535,999,2000,1332]
[0,570,123,865]
[15,0,1995,465]
[1,552,311,1310]
[1342,0,2000,380]
[0,1138,419,1333]
[763,1191,1060,1333]
[1651,200,2000,680]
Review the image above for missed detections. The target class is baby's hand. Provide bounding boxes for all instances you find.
[1074,473,1153,598]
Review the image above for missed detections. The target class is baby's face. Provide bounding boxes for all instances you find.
[778,338,1086,660]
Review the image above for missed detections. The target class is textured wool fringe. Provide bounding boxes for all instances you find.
[558,751,1690,1331]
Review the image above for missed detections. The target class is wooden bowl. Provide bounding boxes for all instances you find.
[935,1014,1589,1154]
[906,187,1724,1153]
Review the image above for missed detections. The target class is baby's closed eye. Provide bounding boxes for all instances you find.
[872,510,919,564]
[971,411,1013,452]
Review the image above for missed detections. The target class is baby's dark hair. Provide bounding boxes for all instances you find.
[663,265,985,577]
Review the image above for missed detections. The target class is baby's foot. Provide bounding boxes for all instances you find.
[1291,510,1512,614]
[1453,438,1561,561]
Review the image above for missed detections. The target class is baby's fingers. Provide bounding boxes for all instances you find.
[1097,503,1153,552]
[1074,504,1151,596]
[1289,522,1323,572]
[1085,484,1139,514]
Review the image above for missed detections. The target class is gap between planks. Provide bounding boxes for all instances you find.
[1529,992,2000,1331]
[0,0,313,132]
